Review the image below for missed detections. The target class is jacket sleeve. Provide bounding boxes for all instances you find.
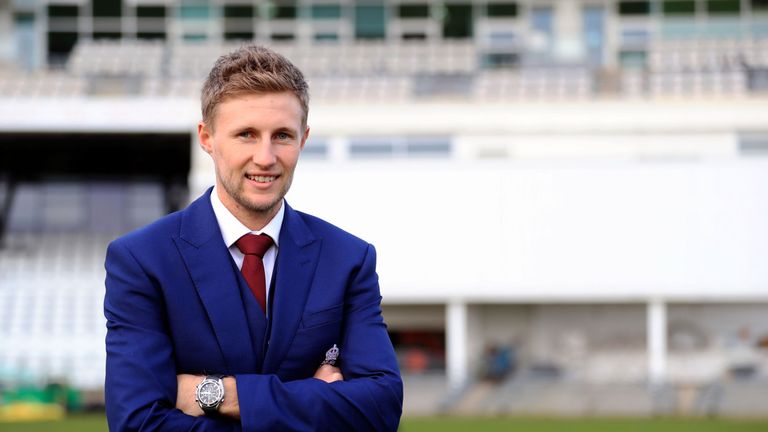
[104,239,241,432]
[235,244,403,432]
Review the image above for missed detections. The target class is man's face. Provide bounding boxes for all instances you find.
[198,92,309,227]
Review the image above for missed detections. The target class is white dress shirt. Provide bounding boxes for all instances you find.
[209,186,284,308]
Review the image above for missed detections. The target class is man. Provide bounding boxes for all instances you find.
[104,45,403,431]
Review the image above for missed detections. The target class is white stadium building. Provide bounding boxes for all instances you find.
[1,0,768,416]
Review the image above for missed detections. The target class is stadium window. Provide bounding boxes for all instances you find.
[486,2,518,17]
[619,50,647,68]
[180,3,211,19]
[47,32,78,65]
[312,4,342,19]
[402,32,427,40]
[618,1,650,15]
[662,0,696,15]
[349,138,394,159]
[93,0,122,18]
[753,0,768,11]
[94,32,122,40]
[405,137,452,158]
[138,32,166,40]
[302,139,329,159]
[48,5,79,18]
[706,0,740,14]
[398,4,430,19]
[314,33,339,41]
[443,3,473,39]
[224,5,255,40]
[224,5,255,18]
[272,3,298,19]
[137,6,166,18]
[137,6,167,39]
[738,133,768,156]
[349,137,451,159]
[621,29,650,45]
[483,52,519,68]
[272,33,295,40]
[183,33,207,41]
[355,3,387,40]
[47,4,79,33]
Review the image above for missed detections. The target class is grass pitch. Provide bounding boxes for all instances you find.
[1,414,768,431]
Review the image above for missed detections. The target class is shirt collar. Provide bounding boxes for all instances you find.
[210,186,284,249]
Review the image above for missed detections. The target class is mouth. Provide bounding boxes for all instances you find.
[245,174,278,183]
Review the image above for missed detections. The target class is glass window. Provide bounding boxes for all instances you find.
[443,3,473,38]
[621,29,650,45]
[14,13,36,70]
[224,5,254,40]
[483,52,519,68]
[619,50,647,68]
[618,1,650,15]
[137,6,165,18]
[314,33,339,40]
[355,3,387,39]
[583,6,605,66]
[531,6,554,54]
[405,137,451,157]
[94,32,122,39]
[224,5,255,18]
[663,1,696,15]
[48,5,79,18]
[707,0,740,14]
[302,139,329,159]
[398,4,429,18]
[138,32,165,40]
[272,33,295,40]
[349,137,451,158]
[47,31,78,63]
[487,2,518,17]
[312,4,342,19]
[183,33,207,41]
[180,3,210,19]
[273,4,297,19]
[349,138,394,158]
[137,6,166,39]
[753,0,768,11]
[93,0,122,18]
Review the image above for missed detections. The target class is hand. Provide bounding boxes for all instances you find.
[314,364,344,383]
[176,374,205,417]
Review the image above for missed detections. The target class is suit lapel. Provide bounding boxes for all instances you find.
[262,203,321,373]
[174,188,258,373]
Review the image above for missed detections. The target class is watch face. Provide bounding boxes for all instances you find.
[198,381,223,406]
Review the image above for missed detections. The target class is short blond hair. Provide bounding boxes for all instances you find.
[201,45,309,128]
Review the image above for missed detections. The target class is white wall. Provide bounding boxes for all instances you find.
[285,158,768,303]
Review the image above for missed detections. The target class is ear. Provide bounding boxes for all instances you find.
[198,121,213,155]
[299,126,310,151]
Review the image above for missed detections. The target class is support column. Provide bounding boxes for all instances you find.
[446,300,468,390]
[647,298,667,386]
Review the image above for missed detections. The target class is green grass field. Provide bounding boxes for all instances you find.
[2,415,768,431]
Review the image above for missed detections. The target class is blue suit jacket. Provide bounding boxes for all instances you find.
[104,188,403,431]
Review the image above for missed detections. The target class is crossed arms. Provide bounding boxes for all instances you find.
[104,239,403,431]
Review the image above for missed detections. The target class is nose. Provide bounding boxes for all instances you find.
[251,140,277,168]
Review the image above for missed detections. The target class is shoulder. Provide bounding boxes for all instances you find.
[107,210,183,256]
[290,208,371,252]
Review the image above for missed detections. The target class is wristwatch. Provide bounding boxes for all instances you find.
[195,375,225,415]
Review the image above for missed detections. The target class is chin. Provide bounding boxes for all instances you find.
[240,196,281,214]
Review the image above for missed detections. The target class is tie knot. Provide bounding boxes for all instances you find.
[235,234,274,258]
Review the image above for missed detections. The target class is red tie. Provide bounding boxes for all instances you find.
[235,233,274,312]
